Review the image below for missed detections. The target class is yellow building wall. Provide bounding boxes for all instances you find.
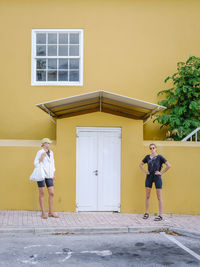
[0,146,43,211]
[0,112,200,215]
[1,0,200,140]
[55,112,144,212]
[142,141,200,215]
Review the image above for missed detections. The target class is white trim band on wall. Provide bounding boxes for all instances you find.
[0,140,56,147]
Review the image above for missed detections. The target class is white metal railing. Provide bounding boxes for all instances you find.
[181,127,200,141]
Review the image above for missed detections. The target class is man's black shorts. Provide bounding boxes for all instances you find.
[145,174,162,189]
[37,178,54,188]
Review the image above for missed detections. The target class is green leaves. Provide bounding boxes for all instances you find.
[164,76,170,83]
[154,56,200,140]
[189,101,200,111]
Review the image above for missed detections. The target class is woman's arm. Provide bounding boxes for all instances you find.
[34,150,46,167]
[51,151,56,179]
[39,152,46,163]
[155,161,171,175]
[139,162,149,175]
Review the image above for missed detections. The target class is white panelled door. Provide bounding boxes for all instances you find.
[76,127,121,212]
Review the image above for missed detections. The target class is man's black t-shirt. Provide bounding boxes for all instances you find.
[142,154,167,174]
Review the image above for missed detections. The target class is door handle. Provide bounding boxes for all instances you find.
[93,170,98,176]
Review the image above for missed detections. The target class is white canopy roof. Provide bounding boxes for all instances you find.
[36,90,165,120]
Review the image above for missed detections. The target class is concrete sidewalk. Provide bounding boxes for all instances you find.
[0,210,200,237]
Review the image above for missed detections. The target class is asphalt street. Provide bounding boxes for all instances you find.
[0,232,200,266]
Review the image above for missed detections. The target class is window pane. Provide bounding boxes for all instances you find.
[48,59,57,69]
[48,33,57,44]
[59,59,68,69]
[48,45,57,56]
[36,45,46,56]
[59,33,68,44]
[69,70,79,81]
[70,33,79,44]
[59,45,68,56]
[69,45,79,56]
[36,33,46,44]
[69,59,79,69]
[48,71,57,81]
[33,30,82,84]
[58,71,68,81]
[36,71,46,81]
[37,59,46,69]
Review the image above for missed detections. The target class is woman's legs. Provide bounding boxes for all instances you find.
[156,189,163,217]
[47,186,59,218]
[47,186,54,215]
[38,187,46,216]
[145,187,151,214]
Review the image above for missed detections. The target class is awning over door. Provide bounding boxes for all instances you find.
[36,90,165,120]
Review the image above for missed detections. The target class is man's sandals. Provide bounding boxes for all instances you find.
[154,215,163,221]
[143,213,149,219]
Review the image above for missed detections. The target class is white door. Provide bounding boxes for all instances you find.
[76,127,121,212]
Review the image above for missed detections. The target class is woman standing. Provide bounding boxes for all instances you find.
[139,144,171,221]
[34,138,59,219]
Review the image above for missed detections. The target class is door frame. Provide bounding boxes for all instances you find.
[76,127,122,212]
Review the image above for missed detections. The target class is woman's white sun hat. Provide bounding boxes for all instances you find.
[41,138,52,145]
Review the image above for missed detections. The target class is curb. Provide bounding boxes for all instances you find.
[0,227,35,234]
[128,225,169,233]
[35,226,129,235]
[0,225,200,238]
[0,226,129,235]
[168,227,200,239]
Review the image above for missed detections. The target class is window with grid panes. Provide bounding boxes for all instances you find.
[32,29,83,86]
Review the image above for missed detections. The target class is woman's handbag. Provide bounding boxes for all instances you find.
[30,163,45,181]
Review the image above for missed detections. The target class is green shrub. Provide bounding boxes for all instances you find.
[154,56,200,141]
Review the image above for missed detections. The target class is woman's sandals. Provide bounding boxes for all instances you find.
[154,215,163,221]
[143,213,163,221]
[143,213,149,219]
[48,213,59,218]
[41,214,48,219]
[41,213,59,219]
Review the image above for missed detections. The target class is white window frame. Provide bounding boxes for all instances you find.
[31,29,83,86]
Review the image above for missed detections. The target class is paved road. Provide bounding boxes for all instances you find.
[0,232,200,266]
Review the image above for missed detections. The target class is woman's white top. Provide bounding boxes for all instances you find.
[34,149,55,178]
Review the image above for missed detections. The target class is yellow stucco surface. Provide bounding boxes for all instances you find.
[0,112,200,214]
[0,0,200,214]
[143,141,200,215]
[0,146,41,210]
[1,0,200,140]
[56,112,144,212]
